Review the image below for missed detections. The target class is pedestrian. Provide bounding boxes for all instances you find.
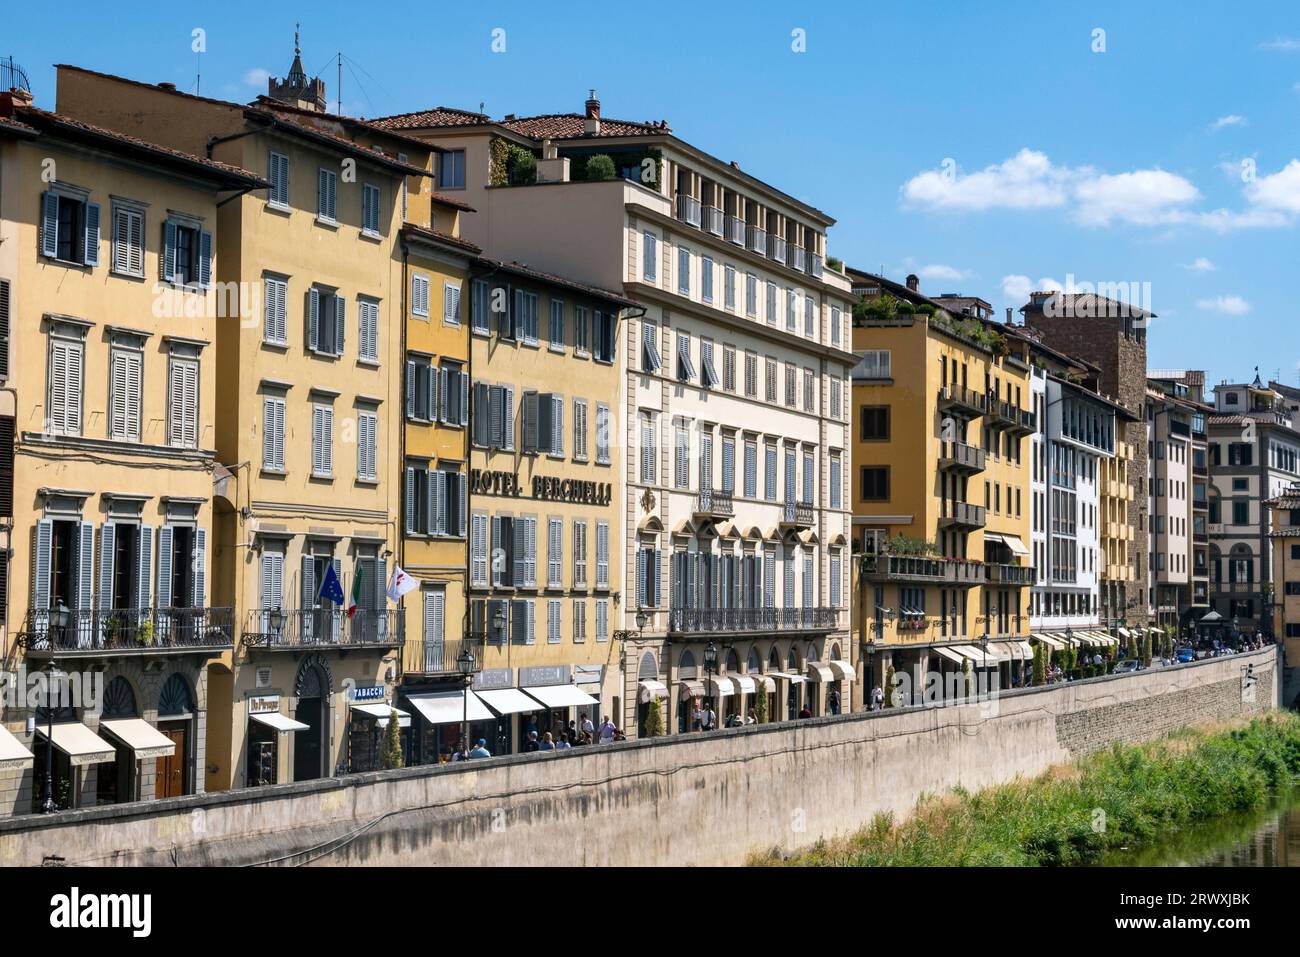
[581,713,594,739]
[538,732,556,752]
[567,719,578,743]
[613,727,627,742]
[555,732,573,751]
[524,731,540,753]
[468,738,491,759]
[704,705,717,731]
[525,715,539,739]
[691,703,703,731]
[799,703,812,719]
[599,715,616,744]
[871,685,884,711]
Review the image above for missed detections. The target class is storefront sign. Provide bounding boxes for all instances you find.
[473,668,515,691]
[350,684,385,702]
[470,469,612,507]
[519,665,571,687]
[248,694,281,715]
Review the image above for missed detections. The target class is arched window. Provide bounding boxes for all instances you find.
[806,642,819,662]
[769,647,781,670]
[747,647,761,672]
[1229,545,1253,584]
[725,648,740,673]
[829,643,841,661]
[102,676,137,718]
[678,650,697,680]
[638,651,659,680]
[158,674,193,716]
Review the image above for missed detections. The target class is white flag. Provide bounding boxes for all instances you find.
[386,564,419,602]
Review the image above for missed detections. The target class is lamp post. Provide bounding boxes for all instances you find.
[702,640,718,727]
[41,659,64,814]
[268,605,284,645]
[457,645,476,758]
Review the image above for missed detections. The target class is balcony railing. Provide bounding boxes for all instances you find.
[19,607,235,655]
[676,194,702,227]
[668,606,838,634]
[946,559,984,586]
[809,253,824,278]
[746,225,767,254]
[988,399,1034,433]
[243,608,404,650]
[1192,464,1208,477]
[862,554,946,582]
[781,501,815,528]
[725,215,745,245]
[767,234,786,264]
[986,563,1034,585]
[702,205,724,236]
[939,441,987,473]
[694,489,735,518]
[789,245,806,272]
[937,384,987,418]
[406,636,485,676]
[940,502,986,529]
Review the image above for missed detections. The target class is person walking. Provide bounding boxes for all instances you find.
[872,685,884,711]
[599,715,616,744]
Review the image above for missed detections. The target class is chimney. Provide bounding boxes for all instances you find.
[157,81,177,91]
[905,273,919,293]
[584,89,600,136]
[1005,307,1013,325]
[0,87,33,116]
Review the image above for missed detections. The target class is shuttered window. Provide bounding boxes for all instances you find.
[317,167,337,222]
[471,278,490,333]
[470,513,489,586]
[444,282,462,325]
[596,522,609,588]
[263,276,288,344]
[262,397,285,470]
[642,231,657,282]
[412,274,430,318]
[362,183,381,235]
[596,599,609,642]
[573,399,589,461]
[0,416,14,519]
[358,298,379,362]
[108,347,143,442]
[548,518,563,587]
[0,279,8,380]
[311,404,334,477]
[640,412,656,484]
[167,355,200,449]
[268,150,290,207]
[111,204,144,277]
[357,411,378,481]
[744,441,757,498]
[48,336,84,436]
[572,520,588,588]
[595,404,610,464]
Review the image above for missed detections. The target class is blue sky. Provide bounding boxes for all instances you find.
[8,0,1298,389]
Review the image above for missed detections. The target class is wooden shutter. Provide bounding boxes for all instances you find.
[33,519,52,613]
[0,416,13,517]
[40,193,59,258]
[163,220,177,281]
[97,523,115,612]
[194,528,207,608]
[77,522,95,620]
[513,519,526,587]
[156,526,174,610]
[136,525,153,609]
[333,294,345,356]
[82,203,100,267]
[502,386,515,450]
[197,230,212,287]
[0,279,8,380]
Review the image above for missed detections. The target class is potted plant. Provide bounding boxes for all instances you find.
[643,696,666,736]
[136,618,155,647]
[379,709,404,770]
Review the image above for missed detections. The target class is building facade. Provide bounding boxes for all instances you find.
[0,91,263,815]
[1263,482,1300,708]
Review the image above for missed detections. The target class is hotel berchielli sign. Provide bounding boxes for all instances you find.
[470,468,613,506]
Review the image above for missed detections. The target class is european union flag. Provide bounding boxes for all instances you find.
[319,563,345,606]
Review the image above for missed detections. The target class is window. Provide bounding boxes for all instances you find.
[311,404,334,477]
[515,290,540,344]
[744,352,758,398]
[802,453,815,505]
[678,246,690,295]
[596,404,611,464]
[860,406,890,440]
[166,354,200,449]
[573,399,589,461]
[636,546,660,607]
[596,599,609,642]
[640,411,657,483]
[262,397,285,471]
[573,520,588,588]
[723,347,736,392]
[510,598,535,644]
[830,305,841,346]
[263,276,288,344]
[701,256,714,303]
[785,363,797,407]
[412,273,430,319]
[642,320,661,372]
[829,379,841,419]
[439,150,466,190]
[861,466,889,500]
[439,361,468,427]
[522,391,564,456]
[405,465,466,536]
[574,305,590,356]
[309,287,345,356]
[108,345,143,442]
[268,151,290,208]
[512,517,537,585]
[471,279,490,333]
[596,522,610,588]
[1233,500,1249,525]
[547,599,562,644]
[110,203,144,277]
[357,410,378,481]
[163,219,210,287]
[317,168,337,222]
[724,265,736,310]
[852,350,892,380]
[765,444,778,501]
[803,369,815,412]
[674,424,689,490]
[766,281,777,325]
[0,279,8,381]
[548,299,565,349]
[643,231,658,282]
[444,282,462,326]
[47,333,84,436]
[40,190,99,266]
[830,553,842,608]
[573,600,587,642]
[593,310,617,363]
[406,357,437,422]
[744,440,757,498]
[746,273,758,317]
[830,453,842,509]
[677,332,696,382]
[700,340,719,389]
[361,183,381,236]
[722,435,736,494]
[358,297,379,362]
[804,296,816,337]
[786,289,796,330]
[548,518,564,587]
[470,514,489,586]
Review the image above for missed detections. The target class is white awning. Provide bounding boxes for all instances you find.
[979,643,1010,661]
[475,689,544,717]
[770,671,807,685]
[1017,641,1035,658]
[995,641,1023,660]
[36,722,116,766]
[1034,634,1063,650]
[749,672,776,692]
[985,532,1030,556]
[1118,627,1134,639]
[406,690,494,725]
[728,674,757,695]
[250,711,311,734]
[932,646,966,665]
[349,702,412,728]
[827,660,856,681]
[951,645,996,667]
[638,680,669,703]
[678,679,706,699]
[707,676,735,697]
[99,718,177,760]
[522,684,599,709]
[805,662,835,682]
[0,724,33,770]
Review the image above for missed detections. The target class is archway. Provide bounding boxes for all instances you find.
[293,658,331,782]
[97,676,139,804]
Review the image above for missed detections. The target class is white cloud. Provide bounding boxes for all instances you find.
[1072,169,1200,226]
[1245,158,1300,214]
[243,67,272,87]
[1182,257,1216,272]
[916,263,974,282]
[1195,295,1251,315]
[901,149,1070,212]
[1000,274,1062,305]
[1259,38,1300,52]
[1209,115,1247,131]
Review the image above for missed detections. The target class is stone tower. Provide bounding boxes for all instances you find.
[267,27,326,112]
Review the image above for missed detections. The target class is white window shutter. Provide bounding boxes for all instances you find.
[333,295,345,356]
[194,527,207,608]
[503,386,515,450]
[76,522,94,614]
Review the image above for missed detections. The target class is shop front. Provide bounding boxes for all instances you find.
[345,682,412,772]
[244,694,309,787]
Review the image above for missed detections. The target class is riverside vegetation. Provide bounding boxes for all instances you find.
[758,713,1300,867]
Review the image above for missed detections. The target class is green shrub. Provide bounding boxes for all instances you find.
[585,154,616,181]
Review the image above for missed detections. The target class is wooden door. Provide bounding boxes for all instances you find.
[154,726,187,798]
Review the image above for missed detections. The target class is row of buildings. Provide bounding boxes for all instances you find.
[0,46,1294,819]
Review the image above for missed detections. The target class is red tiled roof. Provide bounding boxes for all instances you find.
[249,95,439,152]
[428,191,476,213]
[499,113,669,141]
[474,257,639,308]
[401,223,481,255]
[371,106,491,130]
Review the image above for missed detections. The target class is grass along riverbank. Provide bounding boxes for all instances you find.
[760,713,1300,867]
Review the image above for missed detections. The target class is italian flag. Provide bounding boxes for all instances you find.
[347,565,363,619]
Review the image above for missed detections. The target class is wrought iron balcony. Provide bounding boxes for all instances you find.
[242,608,404,650]
[405,635,486,677]
[725,215,745,245]
[668,606,838,635]
[676,194,702,227]
[746,225,767,254]
[861,553,947,582]
[789,245,806,272]
[18,607,235,656]
[937,384,987,418]
[946,559,984,586]
[694,489,735,519]
[988,399,1034,434]
[939,441,986,473]
[702,205,724,236]
[985,563,1034,586]
[781,501,815,528]
[940,502,986,529]
[767,234,786,264]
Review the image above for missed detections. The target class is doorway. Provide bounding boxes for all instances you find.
[154,724,188,798]
[293,661,329,781]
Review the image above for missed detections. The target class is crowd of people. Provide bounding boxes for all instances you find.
[439,712,627,762]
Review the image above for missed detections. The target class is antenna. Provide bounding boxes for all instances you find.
[337,52,342,114]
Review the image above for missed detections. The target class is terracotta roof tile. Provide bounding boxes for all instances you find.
[371,107,491,130]
[474,257,638,308]
[400,223,481,255]
[499,113,669,141]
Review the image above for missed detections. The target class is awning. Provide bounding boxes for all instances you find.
[1034,634,1063,650]
[951,645,995,667]
[728,674,757,695]
[250,711,311,734]
[1118,627,1134,639]
[99,718,178,760]
[985,532,1030,556]
[707,676,735,697]
[638,680,669,703]
[770,671,807,685]
[1200,610,1224,622]
[827,660,856,681]
[476,689,543,717]
[0,724,34,770]
[932,646,966,665]
[678,679,706,699]
[523,684,599,709]
[348,702,413,728]
[405,690,494,725]
[1017,641,1035,658]
[36,722,116,766]
[805,662,836,682]
[750,673,776,692]
[979,643,1010,662]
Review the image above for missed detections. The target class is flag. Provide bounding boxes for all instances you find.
[347,564,363,619]
[318,563,345,606]
[387,564,418,602]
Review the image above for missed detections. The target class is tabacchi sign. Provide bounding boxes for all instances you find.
[470,469,612,506]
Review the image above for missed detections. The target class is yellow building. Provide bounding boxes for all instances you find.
[1264,482,1300,708]
[54,53,437,787]
[848,271,1034,700]
[0,91,264,815]
[1100,437,1135,625]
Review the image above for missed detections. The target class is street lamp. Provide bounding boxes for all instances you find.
[491,606,506,642]
[41,660,64,814]
[268,605,284,644]
[702,640,718,726]
[52,601,70,648]
[457,645,476,758]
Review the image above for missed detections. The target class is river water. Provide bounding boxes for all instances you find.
[1101,795,1300,867]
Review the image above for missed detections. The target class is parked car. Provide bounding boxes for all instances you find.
[1113,659,1143,674]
